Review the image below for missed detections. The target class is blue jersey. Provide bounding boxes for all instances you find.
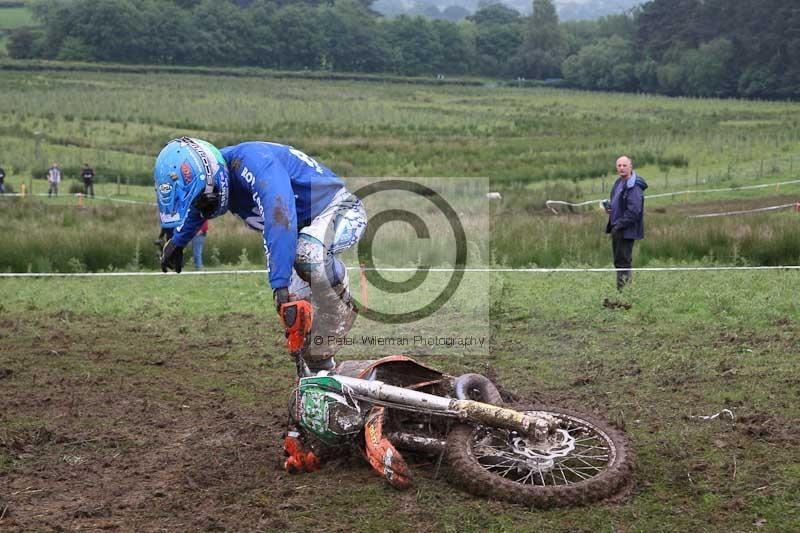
[171,142,344,288]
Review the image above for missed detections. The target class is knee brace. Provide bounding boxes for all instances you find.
[295,234,345,288]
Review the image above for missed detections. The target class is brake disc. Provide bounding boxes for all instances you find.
[508,429,576,471]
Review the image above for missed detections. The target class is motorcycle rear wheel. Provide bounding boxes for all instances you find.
[445,404,634,507]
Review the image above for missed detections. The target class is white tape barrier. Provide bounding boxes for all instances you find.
[0,192,155,206]
[1,265,800,278]
[689,203,797,218]
[545,178,800,212]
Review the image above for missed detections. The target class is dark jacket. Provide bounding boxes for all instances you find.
[605,172,647,240]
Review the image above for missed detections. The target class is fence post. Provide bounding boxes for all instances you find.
[116,175,120,195]
[126,175,130,196]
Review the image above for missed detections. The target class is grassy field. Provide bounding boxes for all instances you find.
[0,7,33,29]
[1,271,798,530]
[0,6,35,55]
[2,190,799,272]
[1,63,799,529]
[1,67,799,271]
[1,67,799,188]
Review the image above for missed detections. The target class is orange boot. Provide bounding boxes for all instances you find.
[283,430,320,474]
[363,407,412,489]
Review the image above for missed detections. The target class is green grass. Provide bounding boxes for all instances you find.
[0,7,34,30]
[2,196,799,272]
[1,271,798,530]
[0,6,34,54]
[2,62,799,531]
[1,67,799,189]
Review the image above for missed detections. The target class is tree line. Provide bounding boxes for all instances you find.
[7,0,799,99]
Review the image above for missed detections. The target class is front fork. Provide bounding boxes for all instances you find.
[333,375,556,441]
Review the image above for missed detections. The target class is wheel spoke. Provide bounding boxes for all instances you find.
[571,456,605,473]
[573,454,610,461]
[573,444,607,453]
[556,462,591,481]
[484,459,518,469]
[516,469,535,484]
[476,451,520,463]
[497,464,517,477]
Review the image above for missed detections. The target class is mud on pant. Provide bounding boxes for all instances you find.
[289,187,367,371]
[611,231,634,291]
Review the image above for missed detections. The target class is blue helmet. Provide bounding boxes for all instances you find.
[153,137,229,228]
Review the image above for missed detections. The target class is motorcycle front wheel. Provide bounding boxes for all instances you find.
[445,404,634,507]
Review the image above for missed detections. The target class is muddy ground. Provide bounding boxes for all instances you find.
[0,313,299,530]
[0,313,543,531]
[2,302,799,531]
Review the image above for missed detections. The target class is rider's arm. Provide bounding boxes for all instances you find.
[239,152,298,289]
[170,206,205,247]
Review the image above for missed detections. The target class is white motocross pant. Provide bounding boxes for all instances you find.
[289,187,367,370]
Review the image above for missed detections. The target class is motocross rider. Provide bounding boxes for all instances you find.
[153,137,370,472]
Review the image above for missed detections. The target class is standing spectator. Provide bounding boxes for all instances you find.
[190,220,209,269]
[604,156,648,290]
[81,163,95,198]
[0,166,5,194]
[47,162,61,197]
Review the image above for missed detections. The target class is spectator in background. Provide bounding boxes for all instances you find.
[190,219,209,269]
[604,156,648,290]
[81,163,95,198]
[47,163,61,197]
[0,166,5,194]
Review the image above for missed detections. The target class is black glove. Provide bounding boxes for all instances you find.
[274,287,290,312]
[161,240,184,273]
[274,287,297,330]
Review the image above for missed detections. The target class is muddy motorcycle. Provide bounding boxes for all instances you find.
[283,329,634,507]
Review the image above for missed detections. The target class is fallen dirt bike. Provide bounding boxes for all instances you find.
[285,350,634,508]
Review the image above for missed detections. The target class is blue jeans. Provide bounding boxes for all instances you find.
[191,233,206,269]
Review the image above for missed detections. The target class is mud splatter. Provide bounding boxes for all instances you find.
[273,197,290,229]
